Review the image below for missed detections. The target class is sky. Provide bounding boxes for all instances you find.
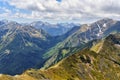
[0,0,120,23]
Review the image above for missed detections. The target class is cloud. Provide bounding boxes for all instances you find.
[0,7,12,18]
[2,0,120,22]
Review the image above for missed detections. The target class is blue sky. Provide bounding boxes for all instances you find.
[56,0,62,2]
[0,0,120,23]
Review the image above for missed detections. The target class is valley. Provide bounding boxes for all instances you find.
[0,18,120,80]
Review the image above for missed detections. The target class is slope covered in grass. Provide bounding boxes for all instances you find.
[1,33,120,80]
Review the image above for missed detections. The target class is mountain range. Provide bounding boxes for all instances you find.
[0,21,54,75]
[42,18,120,69]
[1,26,120,80]
[0,18,120,80]
[30,21,79,36]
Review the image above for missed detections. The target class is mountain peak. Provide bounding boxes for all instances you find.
[101,18,113,21]
[95,18,116,25]
[0,19,18,24]
[1,19,9,23]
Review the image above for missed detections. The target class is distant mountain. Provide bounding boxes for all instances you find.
[30,21,79,36]
[0,21,57,75]
[43,18,120,68]
[2,33,120,80]
[0,18,120,77]
[0,20,11,26]
[0,20,80,75]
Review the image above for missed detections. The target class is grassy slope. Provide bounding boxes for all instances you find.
[1,34,120,80]
[21,34,120,80]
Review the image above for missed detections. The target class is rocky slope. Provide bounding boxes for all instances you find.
[0,21,55,75]
[1,33,120,80]
[0,18,120,77]
[42,18,120,68]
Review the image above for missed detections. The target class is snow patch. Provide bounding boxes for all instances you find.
[103,23,107,27]
[4,49,10,54]
[97,24,102,33]
[87,24,91,26]
[96,24,103,37]
[96,33,100,37]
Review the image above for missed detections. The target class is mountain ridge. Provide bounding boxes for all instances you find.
[0,18,120,77]
[30,21,79,36]
[1,33,120,80]
[0,21,57,75]
[42,18,120,69]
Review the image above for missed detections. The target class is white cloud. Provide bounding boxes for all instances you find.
[0,7,12,18]
[4,0,120,22]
